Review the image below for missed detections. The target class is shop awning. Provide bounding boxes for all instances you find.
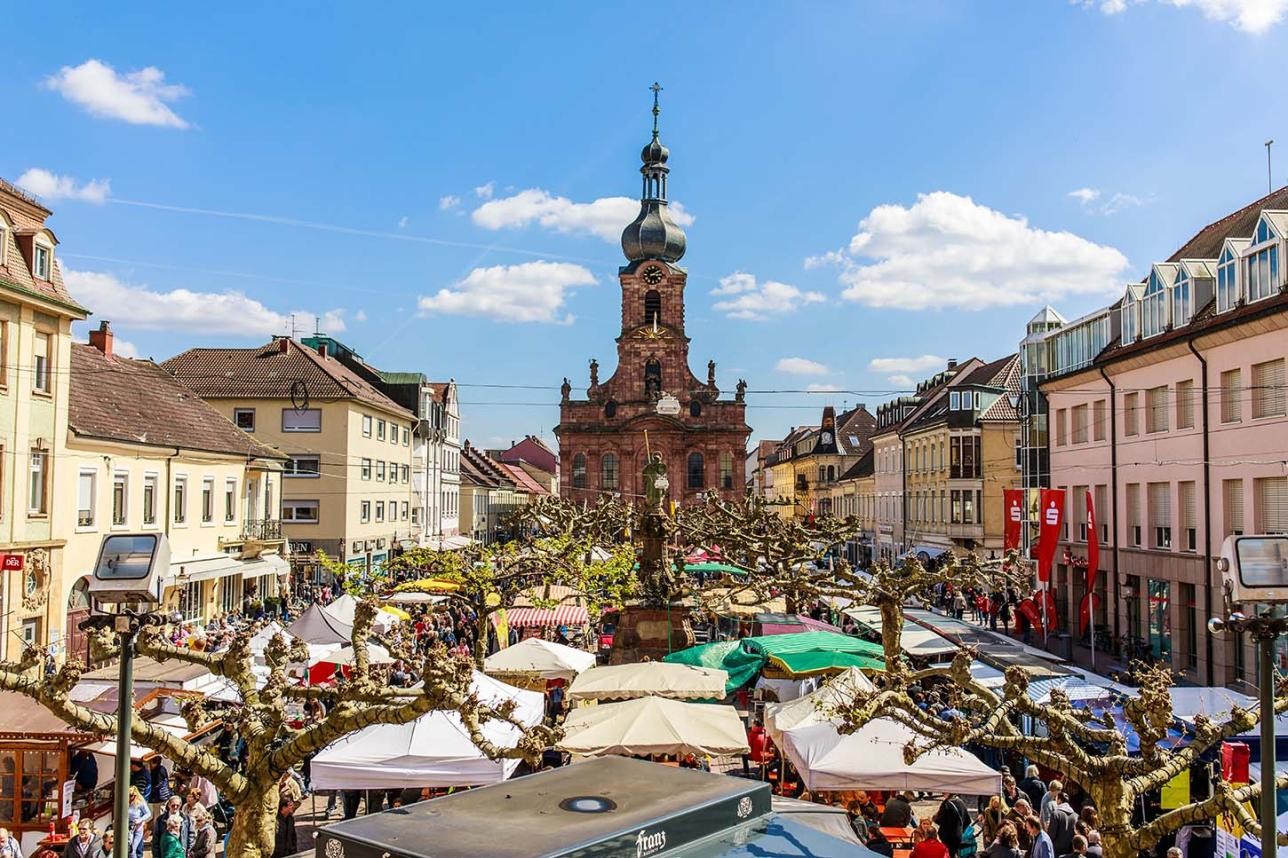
[843,606,959,658]
[559,697,750,758]
[568,662,729,702]
[164,551,287,585]
[665,632,884,694]
[503,604,589,628]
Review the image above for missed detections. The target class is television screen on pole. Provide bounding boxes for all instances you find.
[89,533,169,605]
[1221,535,1288,605]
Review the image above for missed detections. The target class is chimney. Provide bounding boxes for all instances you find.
[946,358,958,370]
[88,321,114,358]
[277,337,289,354]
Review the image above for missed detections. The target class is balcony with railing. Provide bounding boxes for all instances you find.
[243,518,283,541]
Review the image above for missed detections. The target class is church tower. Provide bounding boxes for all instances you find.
[555,85,751,505]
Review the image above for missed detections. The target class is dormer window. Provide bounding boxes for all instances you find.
[1244,213,1282,304]
[33,243,51,280]
[1141,266,1173,339]
[1217,244,1241,313]
[1121,286,1142,343]
[1171,268,1192,328]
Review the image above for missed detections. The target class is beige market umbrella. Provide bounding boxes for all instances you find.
[567,662,727,702]
[765,666,876,744]
[483,637,597,682]
[558,696,751,757]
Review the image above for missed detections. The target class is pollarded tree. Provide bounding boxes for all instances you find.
[0,599,555,858]
[836,643,1288,858]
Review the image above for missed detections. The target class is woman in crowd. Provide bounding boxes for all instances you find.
[985,823,1023,858]
[982,794,1007,845]
[126,786,151,858]
[911,820,950,858]
[191,809,218,858]
[157,814,186,858]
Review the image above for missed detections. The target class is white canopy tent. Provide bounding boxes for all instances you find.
[309,672,543,790]
[559,697,751,758]
[781,718,1000,795]
[317,643,394,666]
[483,638,597,682]
[324,593,399,633]
[765,667,875,745]
[842,606,958,659]
[568,662,728,702]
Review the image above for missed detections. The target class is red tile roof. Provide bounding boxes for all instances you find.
[162,338,416,420]
[500,462,550,496]
[0,182,87,314]
[1167,186,1288,262]
[70,343,284,459]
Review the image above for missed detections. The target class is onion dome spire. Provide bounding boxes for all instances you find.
[622,82,687,264]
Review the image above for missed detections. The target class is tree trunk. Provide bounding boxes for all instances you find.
[878,598,904,676]
[226,782,280,858]
[1086,776,1137,858]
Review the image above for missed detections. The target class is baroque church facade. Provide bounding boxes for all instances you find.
[555,90,751,504]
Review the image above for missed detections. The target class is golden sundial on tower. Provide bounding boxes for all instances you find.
[634,324,672,341]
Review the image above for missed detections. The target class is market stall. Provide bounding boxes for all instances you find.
[568,662,728,702]
[765,667,875,744]
[324,593,401,634]
[781,718,1000,794]
[665,632,884,696]
[308,672,543,790]
[483,638,596,682]
[288,602,352,645]
[559,696,750,758]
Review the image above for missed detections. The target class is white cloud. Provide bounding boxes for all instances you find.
[868,355,947,374]
[711,272,825,321]
[438,195,460,211]
[888,374,916,388]
[472,189,694,243]
[1069,186,1147,215]
[1081,0,1288,32]
[417,261,595,324]
[113,338,140,358]
[803,250,847,270]
[474,181,495,199]
[15,168,110,204]
[43,59,190,128]
[776,357,830,376]
[825,191,1129,311]
[354,309,368,322]
[807,383,843,392]
[397,216,409,229]
[63,269,346,337]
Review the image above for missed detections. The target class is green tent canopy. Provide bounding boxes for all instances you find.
[663,631,883,694]
[630,561,750,578]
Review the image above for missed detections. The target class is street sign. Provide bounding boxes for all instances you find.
[656,393,680,416]
[1,554,23,571]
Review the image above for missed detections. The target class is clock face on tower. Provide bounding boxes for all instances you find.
[642,265,664,285]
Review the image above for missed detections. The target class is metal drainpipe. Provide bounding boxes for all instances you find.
[1097,367,1121,645]
[1187,338,1216,686]
[901,437,908,552]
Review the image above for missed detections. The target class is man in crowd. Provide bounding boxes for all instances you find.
[1027,816,1054,858]
[1019,766,1046,810]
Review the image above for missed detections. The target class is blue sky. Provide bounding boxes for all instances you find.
[7,2,1288,449]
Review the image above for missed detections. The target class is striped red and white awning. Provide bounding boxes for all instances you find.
[500,605,589,628]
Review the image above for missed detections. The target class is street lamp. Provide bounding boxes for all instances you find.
[1207,534,1288,858]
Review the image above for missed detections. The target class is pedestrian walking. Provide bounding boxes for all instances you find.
[126,787,151,858]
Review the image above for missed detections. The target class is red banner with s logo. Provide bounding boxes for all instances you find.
[1036,489,1065,583]
[1003,489,1024,552]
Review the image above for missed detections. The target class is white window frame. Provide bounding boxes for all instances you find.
[360,500,371,523]
[33,242,52,280]
[362,414,373,437]
[1217,246,1240,313]
[225,477,237,522]
[112,471,129,528]
[201,477,215,524]
[361,458,372,480]
[32,331,51,394]
[285,455,322,478]
[377,419,386,441]
[281,499,320,523]
[375,501,385,522]
[143,473,159,525]
[173,475,188,525]
[281,408,322,432]
[77,469,97,529]
[233,408,256,432]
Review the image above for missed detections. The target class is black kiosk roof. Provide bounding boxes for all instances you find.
[315,757,875,858]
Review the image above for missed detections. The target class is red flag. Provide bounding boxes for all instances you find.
[1003,489,1023,551]
[1085,489,1099,594]
[1078,592,1101,637]
[1036,489,1065,583]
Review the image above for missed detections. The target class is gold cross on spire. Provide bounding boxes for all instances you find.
[650,82,662,136]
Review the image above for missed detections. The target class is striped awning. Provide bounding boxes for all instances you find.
[502,604,589,628]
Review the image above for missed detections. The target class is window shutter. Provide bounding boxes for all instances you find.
[1257,477,1288,533]
[1252,359,1286,419]
[1223,479,1244,536]
[1180,481,1196,529]
[1127,484,1140,526]
[1149,483,1170,529]
[1221,369,1242,422]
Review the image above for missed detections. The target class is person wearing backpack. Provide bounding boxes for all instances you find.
[934,793,972,857]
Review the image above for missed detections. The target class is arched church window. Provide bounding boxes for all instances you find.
[644,290,662,326]
[604,400,617,418]
[690,400,701,417]
[601,453,618,490]
[644,360,662,399]
[687,452,705,489]
[572,454,587,489]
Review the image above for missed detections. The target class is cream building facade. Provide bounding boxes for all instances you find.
[164,338,417,577]
[0,179,87,657]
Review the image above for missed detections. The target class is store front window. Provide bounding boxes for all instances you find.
[1147,579,1172,662]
